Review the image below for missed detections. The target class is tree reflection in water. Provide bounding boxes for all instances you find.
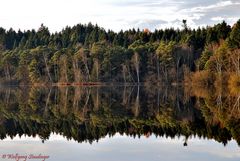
[0,85,239,146]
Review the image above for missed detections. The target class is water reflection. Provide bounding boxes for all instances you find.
[0,85,239,147]
[1,134,240,161]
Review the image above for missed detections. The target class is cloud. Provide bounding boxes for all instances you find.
[189,0,239,12]
[173,0,240,28]
[0,0,239,32]
[108,0,185,8]
[108,0,240,30]
[211,16,239,24]
[211,16,225,21]
[129,19,167,30]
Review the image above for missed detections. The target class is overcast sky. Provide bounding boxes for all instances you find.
[0,0,239,32]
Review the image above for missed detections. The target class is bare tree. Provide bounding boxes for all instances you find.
[78,49,90,81]
[122,64,127,83]
[176,56,181,83]
[43,52,53,82]
[73,56,84,82]
[132,52,140,84]
[60,55,69,83]
[93,59,100,81]
[156,55,160,81]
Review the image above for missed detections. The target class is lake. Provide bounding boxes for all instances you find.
[0,85,239,161]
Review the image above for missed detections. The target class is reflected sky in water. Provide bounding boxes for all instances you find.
[1,134,240,161]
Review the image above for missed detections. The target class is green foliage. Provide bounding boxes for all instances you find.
[227,20,240,49]
[0,20,239,84]
[204,43,229,72]
[28,59,40,83]
[156,41,175,67]
[197,47,213,70]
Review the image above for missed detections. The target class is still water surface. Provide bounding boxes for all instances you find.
[0,86,239,161]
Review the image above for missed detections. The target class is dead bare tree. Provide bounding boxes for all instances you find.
[176,56,181,83]
[43,53,53,82]
[59,55,69,83]
[122,64,127,83]
[81,50,90,81]
[73,57,84,82]
[93,59,100,81]
[132,52,140,84]
[53,61,58,82]
[161,64,169,83]
[156,55,160,81]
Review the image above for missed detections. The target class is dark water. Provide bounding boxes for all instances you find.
[0,86,239,161]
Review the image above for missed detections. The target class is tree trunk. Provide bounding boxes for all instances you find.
[133,53,140,84]
[43,54,53,82]
[157,57,160,81]
[122,64,127,83]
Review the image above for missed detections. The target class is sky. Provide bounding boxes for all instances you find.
[0,0,239,32]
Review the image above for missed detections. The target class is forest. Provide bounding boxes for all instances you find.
[0,20,240,86]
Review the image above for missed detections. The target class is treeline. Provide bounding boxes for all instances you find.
[0,20,239,85]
